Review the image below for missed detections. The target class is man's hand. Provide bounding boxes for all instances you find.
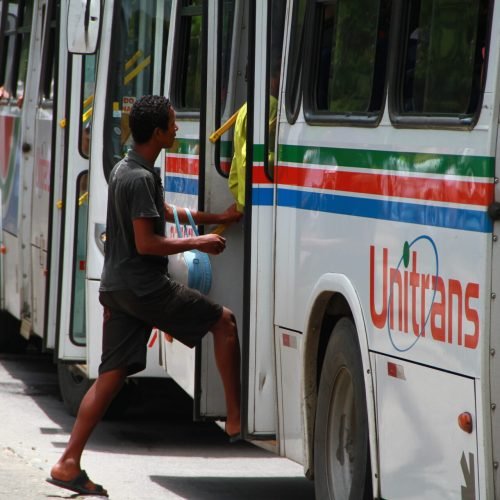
[219,203,244,223]
[196,234,227,255]
[164,202,243,226]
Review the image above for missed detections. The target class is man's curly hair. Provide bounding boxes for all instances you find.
[129,95,172,144]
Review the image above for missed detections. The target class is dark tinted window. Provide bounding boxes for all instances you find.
[0,0,34,100]
[173,0,203,110]
[395,0,489,119]
[304,0,391,122]
[285,0,307,123]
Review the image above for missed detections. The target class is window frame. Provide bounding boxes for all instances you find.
[213,0,236,178]
[171,0,204,117]
[284,0,307,124]
[302,0,391,127]
[388,0,492,130]
[38,0,58,104]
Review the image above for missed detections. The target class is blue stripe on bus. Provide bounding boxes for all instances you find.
[252,186,274,206]
[165,176,198,196]
[274,187,492,233]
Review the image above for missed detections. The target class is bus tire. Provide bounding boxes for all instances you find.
[314,317,372,500]
[57,361,134,419]
[57,362,92,417]
[0,311,28,354]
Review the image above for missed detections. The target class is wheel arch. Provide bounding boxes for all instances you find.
[301,273,379,489]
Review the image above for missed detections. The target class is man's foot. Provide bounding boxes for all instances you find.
[228,432,243,444]
[46,470,108,497]
[225,420,241,443]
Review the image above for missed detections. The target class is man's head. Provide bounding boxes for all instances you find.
[129,95,177,147]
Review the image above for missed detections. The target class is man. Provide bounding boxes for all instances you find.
[48,95,242,497]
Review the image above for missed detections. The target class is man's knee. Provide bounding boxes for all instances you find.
[212,307,237,337]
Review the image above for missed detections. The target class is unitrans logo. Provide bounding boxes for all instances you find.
[369,236,480,352]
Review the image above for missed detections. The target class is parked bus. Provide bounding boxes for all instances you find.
[1,0,499,498]
[0,0,173,415]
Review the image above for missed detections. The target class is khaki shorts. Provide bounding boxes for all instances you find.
[98,280,223,375]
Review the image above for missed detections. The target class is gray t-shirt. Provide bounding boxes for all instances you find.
[100,149,169,295]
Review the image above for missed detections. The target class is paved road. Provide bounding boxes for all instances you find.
[0,348,315,499]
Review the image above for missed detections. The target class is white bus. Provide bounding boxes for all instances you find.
[1,0,499,498]
[0,0,173,414]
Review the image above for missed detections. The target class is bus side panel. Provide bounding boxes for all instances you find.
[31,110,52,336]
[275,137,490,378]
[375,355,478,499]
[0,113,22,317]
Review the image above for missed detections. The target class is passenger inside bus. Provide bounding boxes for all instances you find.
[228,62,280,212]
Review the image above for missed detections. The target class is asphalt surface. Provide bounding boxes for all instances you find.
[0,346,316,499]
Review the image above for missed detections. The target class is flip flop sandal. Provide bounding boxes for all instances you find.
[46,469,108,497]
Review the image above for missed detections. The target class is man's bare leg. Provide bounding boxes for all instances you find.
[49,367,127,491]
[211,307,241,437]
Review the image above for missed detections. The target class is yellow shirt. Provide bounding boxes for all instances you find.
[228,97,278,212]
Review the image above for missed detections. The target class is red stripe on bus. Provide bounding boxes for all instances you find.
[165,155,199,175]
[252,165,273,184]
[276,165,493,206]
[0,116,15,178]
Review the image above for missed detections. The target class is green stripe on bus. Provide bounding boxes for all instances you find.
[253,144,265,163]
[169,138,199,155]
[220,140,232,158]
[278,144,494,178]
[172,138,234,159]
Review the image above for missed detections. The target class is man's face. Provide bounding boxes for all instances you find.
[164,106,178,148]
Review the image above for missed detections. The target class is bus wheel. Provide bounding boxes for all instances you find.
[57,362,92,417]
[314,317,372,499]
[0,311,28,353]
[57,361,135,418]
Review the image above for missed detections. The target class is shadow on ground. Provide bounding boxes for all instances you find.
[0,348,275,459]
[151,475,315,500]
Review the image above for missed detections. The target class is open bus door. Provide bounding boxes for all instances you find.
[162,0,285,443]
[161,0,244,419]
[84,0,171,381]
[241,0,286,443]
[56,0,173,413]
[53,1,100,412]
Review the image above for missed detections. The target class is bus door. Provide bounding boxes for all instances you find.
[17,0,53,339]
[0,0,33,324]
[161,0,211,404]
[56,51,96,361]
[161,0,246,419]
[29,0,58,340]
[243,0,286,441]
[85,0,172,378]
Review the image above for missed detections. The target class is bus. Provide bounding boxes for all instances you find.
[1,0,498,498]
[0,0,172,414]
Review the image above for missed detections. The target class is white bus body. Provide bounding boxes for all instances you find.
[1,0,499,498]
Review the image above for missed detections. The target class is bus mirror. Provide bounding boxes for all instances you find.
[67,0,101,54]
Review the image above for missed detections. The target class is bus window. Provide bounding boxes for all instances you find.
[69,171,89,346]
[214,0,235,177]
[172,0,203,111]
[304,0,391,123]
[0,1,34,102]
[219,0,234,116]
[13,0,33,103]
[80,55,97,158]
[394,0,489,122]
[102,0,172,179]
[39,0,58,102]
[285,0,307,124]
[265,0,287,179]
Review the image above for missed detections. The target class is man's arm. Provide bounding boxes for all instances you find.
[133,218,226,256]
[164,202,242,226]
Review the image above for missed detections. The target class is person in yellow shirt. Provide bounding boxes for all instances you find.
[228,68,280,212]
